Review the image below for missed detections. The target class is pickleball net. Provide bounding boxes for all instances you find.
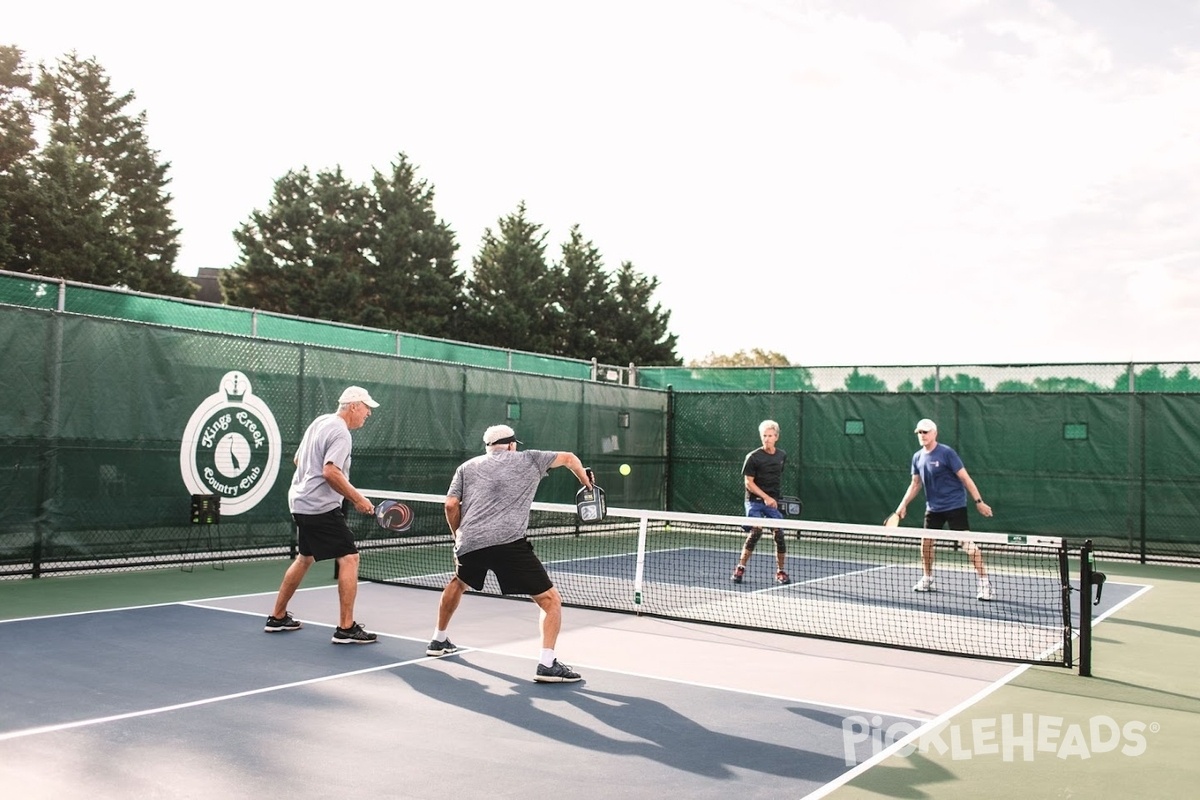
[352,491,1073,666]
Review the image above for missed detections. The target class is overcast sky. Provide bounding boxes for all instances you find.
[8,1,1200,366]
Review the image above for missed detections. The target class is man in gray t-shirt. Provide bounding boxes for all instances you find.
[265,386,381,644]
[448,446,557,556]
[425,424,593,683]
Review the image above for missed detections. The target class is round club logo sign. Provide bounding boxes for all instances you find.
[180,371,282,515]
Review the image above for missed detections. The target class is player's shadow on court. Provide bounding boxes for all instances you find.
[838,751,957,800]
[395,656,847,781]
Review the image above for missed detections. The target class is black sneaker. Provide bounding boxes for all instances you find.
[331,622,377,645]
[264,612,302,633]
[534,659,582,683]
[426,638,461,657]
[731,565,745,583]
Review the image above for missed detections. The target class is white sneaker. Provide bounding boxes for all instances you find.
[913,576,934,592]
[977,583,993,601]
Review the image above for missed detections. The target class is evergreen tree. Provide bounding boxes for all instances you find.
[463,202,562,353]
[844,367,888,392]
[0,46,35,170]
[0,48,191,295]
[554,224,616,359]
[920,372,987,392]
[1118,364,1200,393]
[602,261,680,365]
[226,166,374,321]
[368,155,462,338]
[1164,366,1200,392]
[0,46,38,268]
[224,154,463,333]
[14,141,123,283]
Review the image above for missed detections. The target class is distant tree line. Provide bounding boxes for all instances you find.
[673,362,1200,393]
[848,366,1200,393]
[0,46,680,366]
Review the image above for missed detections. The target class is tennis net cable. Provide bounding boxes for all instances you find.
[352,491,1075,666]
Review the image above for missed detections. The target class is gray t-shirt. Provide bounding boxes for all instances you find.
[287,413,353,515]
[448,449,558,555]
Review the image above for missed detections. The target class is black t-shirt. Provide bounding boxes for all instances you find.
[742,447,787,501]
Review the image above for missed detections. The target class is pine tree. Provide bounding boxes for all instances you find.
[463,202,562,353]
[367,155,462,338]
[602,261,680,365]
[554,225,617,359]
[225,166,376,322]
[0,49,191,295]
[0,46,36,268]
[224,154,463,334]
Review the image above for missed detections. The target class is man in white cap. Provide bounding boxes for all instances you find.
[265,386,381,642]
[893,418,995,600]
[425,423,593,682]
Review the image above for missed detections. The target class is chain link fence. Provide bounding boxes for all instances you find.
[4,270,1198,575]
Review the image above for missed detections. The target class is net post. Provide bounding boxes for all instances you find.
[632,515,648,612]
[1078,539,1094,677]
[664,385,675,512]
[1058,539,1073,668]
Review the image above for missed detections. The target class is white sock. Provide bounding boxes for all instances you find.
[979,577,990,586]
[433,629,447,641]
[540,648,555,668]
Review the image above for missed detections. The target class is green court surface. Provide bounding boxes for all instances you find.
[2,558,1197,798]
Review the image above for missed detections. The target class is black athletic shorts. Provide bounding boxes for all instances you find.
[924,506,969,532]
[455,538,553,596]
[293,509,358,561]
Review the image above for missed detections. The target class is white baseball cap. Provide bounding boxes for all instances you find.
[338,386,379,408]
[483,424,522,447]
[914,418,937,433]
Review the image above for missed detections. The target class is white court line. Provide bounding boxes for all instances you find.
[181,600,428,644]
[771,564,891,590]
[1089,581,1153,624]
[0,650,453,742]
[0,585,328,625]
[802,661,1032,800]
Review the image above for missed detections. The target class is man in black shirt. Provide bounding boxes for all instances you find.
[731,419,790,585]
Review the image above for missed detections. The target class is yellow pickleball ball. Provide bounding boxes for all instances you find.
[619,463,631,476]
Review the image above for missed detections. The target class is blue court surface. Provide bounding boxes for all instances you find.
[0,574,1148,800]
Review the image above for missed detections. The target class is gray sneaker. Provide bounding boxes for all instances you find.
[264,612,301,632]
[535,659,582,683]
[426,638,461,657]
[331,622,377,644]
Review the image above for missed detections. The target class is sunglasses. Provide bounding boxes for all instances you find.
[916,430,932,434]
